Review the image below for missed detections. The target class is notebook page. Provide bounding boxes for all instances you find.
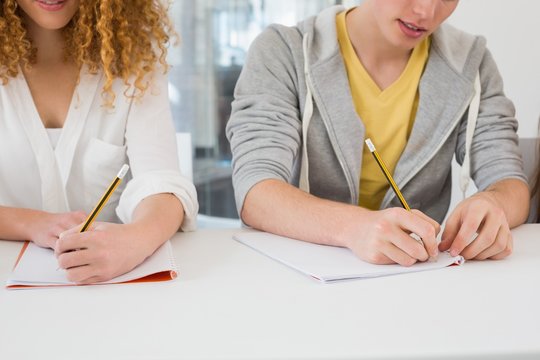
[6,241,177,288]
[234,231,464,282]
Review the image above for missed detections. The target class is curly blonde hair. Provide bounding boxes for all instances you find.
[0,0,175,105]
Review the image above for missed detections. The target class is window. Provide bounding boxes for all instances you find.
[167,0,353,219]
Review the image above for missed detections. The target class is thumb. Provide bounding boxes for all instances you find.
[440,210,461,252]
[411,209,441,235]
[59,222,85,238]
[71,210,88,224]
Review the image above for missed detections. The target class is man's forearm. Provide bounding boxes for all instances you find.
[241,179,368,248]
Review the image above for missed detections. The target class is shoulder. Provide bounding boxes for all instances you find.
[431,23,487,74]
[239,24,306,84]
[247,24,303,60]
[247,5,346,62]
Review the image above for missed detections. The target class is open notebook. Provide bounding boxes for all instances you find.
[6,241,177,289]
[234,231,464,283]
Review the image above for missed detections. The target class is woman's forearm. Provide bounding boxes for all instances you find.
[128,193,185,254]
[0,206,42,241]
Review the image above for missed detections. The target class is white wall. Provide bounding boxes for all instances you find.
[449,0,540,136]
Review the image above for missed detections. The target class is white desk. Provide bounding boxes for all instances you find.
[1,225,539,360]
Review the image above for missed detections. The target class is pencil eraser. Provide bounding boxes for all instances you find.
[117,164,130,179]
[365,138,375,152]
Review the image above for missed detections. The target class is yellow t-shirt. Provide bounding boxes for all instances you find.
[336,11,430,210]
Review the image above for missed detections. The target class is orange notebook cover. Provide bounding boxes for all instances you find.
[6,240,177,289]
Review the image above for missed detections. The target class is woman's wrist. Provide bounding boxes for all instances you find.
[6,207,46,242]
[120,221,163,256]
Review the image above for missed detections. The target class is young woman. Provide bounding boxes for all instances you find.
[227,0,530,265]
[0,0,198,283]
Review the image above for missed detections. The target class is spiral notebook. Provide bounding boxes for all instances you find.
[234,231,464,283]
[6,240,178,289]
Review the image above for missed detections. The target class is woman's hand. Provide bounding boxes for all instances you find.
[54,222,152,284]
[54,192,184,284]
[28,210,87,249]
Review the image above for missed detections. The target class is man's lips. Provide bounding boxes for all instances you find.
[399,19,427,32]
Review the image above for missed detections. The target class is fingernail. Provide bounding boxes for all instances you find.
[450,249,458,257]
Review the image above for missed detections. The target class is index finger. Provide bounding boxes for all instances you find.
[411,209,441,236]
[55,231,92,256]
[448,212,482,257]
[58,220,98,239]
[398,210,439,258]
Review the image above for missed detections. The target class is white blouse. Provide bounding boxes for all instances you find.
[46,128,62,149]
[0,68,198,230]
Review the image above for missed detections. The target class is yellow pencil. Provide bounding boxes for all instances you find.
[364,139,410,210]
[80,164,130,232]
[365,139,430,253]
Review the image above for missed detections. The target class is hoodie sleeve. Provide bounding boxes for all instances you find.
[455,48,527,191]
[226,25,306,216]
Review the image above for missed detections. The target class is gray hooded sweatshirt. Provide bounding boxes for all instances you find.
[226,5,526,222]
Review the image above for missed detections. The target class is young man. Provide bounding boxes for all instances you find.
[227,0,529,266]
